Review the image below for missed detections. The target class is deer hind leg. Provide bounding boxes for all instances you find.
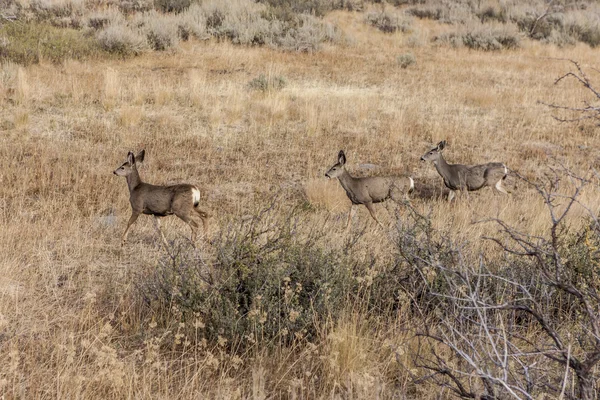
[176,212,200,243]
[364,202,384,229]
[194,207,209,237]
[188,219,200,243]
[122,212,140,246]
[447,190,456,202]
[152,216,169,248]
[495,179,509,195]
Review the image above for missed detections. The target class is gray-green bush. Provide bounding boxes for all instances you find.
[96,23,148,55]
[397,52,416,68]
[177,3,208,40]
[248,73,287,91]
[405,1,471,25]
[436,24,520,51]
[154,0,192,13]
[275,14,341,52]
[137,11,180,50]
[396,168,600,400]
[136,204,364,348]
[365,9,413,33]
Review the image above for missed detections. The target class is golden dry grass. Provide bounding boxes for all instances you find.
[0,10,599,398]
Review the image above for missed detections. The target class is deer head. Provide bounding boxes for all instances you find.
[325,150,347,179]
[113,150,145,176]
[420,140,446,162]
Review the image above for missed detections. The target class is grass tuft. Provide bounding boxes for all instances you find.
[0,21,103,64]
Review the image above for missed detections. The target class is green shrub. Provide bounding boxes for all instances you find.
[136,205,360,348]
[133,201,440,350]
[0,22,104,65]
[248,73,287,91]
[397,52,416,68]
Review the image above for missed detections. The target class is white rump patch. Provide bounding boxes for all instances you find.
[409,177,414,192]
[504,164,508,175]
[192,187,200,205]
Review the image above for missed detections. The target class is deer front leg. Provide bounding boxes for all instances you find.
[346,204,355,230]
[152,216,169,248]
[122,212,140,246]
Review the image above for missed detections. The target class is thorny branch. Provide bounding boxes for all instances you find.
[539,59,600,124]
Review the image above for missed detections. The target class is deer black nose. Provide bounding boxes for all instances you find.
[420,156,425,161]
[113,171,117,175]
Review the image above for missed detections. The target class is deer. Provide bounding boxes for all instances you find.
[420,140,509,202]
[325,150,414,229]
[113,150,209,247]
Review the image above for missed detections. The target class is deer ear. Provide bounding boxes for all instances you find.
[338,150,346,165]
[136,149,145,163]
[127,151,135,165]
[437,140,446,151]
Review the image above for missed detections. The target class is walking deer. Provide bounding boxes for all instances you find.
[113,150,209,246]
[325,150,414,228]
[420,140,508,202]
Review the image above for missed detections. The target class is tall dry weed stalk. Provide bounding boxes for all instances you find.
[103,67,120,110]
[16,67,29,104]
[187,68,206,106]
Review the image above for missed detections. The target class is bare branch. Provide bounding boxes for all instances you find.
[529,0,559,38]
[540,60,600,124]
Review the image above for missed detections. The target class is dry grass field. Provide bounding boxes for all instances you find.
[1,1,600,398]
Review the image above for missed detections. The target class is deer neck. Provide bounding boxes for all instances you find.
[126,167,142,192]
[337,168,356,192]
[434,153,452,180]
